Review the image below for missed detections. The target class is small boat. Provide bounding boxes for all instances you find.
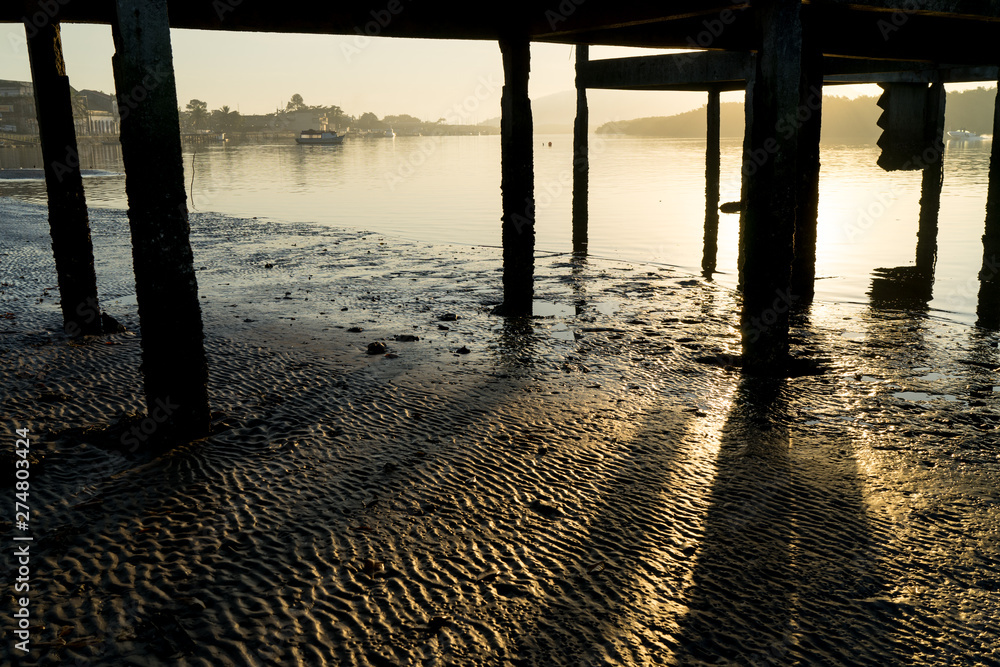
[296,129,344,145]
[947,129,983,141]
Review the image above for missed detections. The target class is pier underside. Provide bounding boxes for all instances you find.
[6,0,1000,62]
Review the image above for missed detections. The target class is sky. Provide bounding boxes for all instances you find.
[1,22,992,125]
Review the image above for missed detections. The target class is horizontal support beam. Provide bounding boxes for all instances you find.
[826,64,999,83]
[807,0,1000,21]
[578,51,998,90]
[5,1,1000,63]
[579,52,752,90]
[7,0,752,37]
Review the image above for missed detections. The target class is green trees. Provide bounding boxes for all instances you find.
[357,111,382,129]
[325,105,345,129]
[210,105,243,134]
[383,114,421,126]
[185,99,208,131]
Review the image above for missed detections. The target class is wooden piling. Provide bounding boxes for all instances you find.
[740,0,803,374]
[916,80,946,273]
[111,0,210,444]
[737,58,755,291]
[702,87,721,277]
[498,35,535,316]
[572,44,589,255]
[978,82,1000,329]
[24,20,103,336]
[790,43,823,302]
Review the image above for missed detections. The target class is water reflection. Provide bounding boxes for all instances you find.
[978,274,1000,329]
[0,142,123,172]
[868,161,942,312]
[493,316,538,369]
[869,265,934,311]
[3,137,998,326]
[978,221,1000,330]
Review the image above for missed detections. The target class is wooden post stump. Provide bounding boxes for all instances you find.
[498,36,535,316]
[790,42,823,302]
[703,87,721,277]
[916,80,946,273]
[978,83,1000,329]
[740,0,803,374]
[24,19,103,336]
[111,0,210,444]
[572,44,589,256]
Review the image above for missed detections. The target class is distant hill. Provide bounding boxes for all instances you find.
[942,86,996,134]
[481,89,708,133]
[595,86,998,140]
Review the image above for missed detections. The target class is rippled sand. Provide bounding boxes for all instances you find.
[1,199,999,666]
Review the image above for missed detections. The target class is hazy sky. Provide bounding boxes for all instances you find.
[1,22,990,124]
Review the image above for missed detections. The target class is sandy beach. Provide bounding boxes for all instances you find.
[2,198,999,666]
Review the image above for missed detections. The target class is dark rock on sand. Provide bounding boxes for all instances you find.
[394,334,420,342]
[366,342,387,355]
[101,312,126,334]
[530,498,563,518]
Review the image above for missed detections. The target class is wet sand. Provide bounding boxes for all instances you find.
[1,199,999,666]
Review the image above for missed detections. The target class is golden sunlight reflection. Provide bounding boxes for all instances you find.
[610,380,737,646]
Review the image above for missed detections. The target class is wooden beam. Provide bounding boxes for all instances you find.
[807,0,1000,21]
[9,1,1000,64]
[5,1,756,38]
[741,0,802,374]
[702,87,721,277]
[111,0,210,445]
[579,51,752,90]
[980,82,1000,329]
[916,79,946,272]
[790,38,823,302]
[737,56,755,291]
[24,18,104,336]
[497,35,535,316]
[578,51,997,91]
[572,44,589,255]
[809,6,1000,64]
[825,65,999,84]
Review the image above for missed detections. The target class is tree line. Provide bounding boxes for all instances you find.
[178,93,431,134]
[596,87,1000,139]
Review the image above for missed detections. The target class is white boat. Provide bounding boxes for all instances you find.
[296,129,344,145]
[947,129,983,141]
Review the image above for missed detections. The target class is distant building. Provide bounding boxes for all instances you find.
[0,80,120,137]
[240,114,278,132]
[0,79,38,134]
[76,89,121,136]
[273,110,332,133]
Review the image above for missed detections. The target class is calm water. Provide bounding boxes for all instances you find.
[1,135,995,325]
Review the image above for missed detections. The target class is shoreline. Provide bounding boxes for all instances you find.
[2,198,999,665]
